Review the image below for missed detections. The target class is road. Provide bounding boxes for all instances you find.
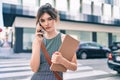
[0,58,120,80]
[0,58,32,80]
[64,58,120,80]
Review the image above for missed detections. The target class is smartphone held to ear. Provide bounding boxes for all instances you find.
[39,30,44,37]
[37,23,44,37]
[39,22,42,26]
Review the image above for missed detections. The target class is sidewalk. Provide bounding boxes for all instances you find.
[0,47,31,59]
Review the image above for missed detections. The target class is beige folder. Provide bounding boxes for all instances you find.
[50,35,79,72]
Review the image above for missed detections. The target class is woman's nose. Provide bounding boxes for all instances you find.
[45,21,49,26]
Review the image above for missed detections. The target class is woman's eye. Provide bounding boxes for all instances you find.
[40,19,45,23]
[48,18,53,21]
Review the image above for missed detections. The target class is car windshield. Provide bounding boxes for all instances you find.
[80,42,101,49]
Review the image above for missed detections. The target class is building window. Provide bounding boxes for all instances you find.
[113,6,120,19]
[56,0,67,11]
[79,31,92,42]
[103,4,111,18]
[82,0,91,15]
[69,0,80,14]
[114,0,120,6]
[40,0,54,7]
[112,33,120,42]
[102,3,112,21]
[105,0,113,5]
[23,28,35,50]
[66,30,80,40]
[97,32,108,47]
[93,2,102,16]
[23,0,36,7]
[66,30,92,42]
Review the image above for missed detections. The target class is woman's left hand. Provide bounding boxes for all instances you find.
[51,51,63,64]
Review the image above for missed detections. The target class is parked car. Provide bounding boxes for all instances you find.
[109,42,120,51]
[107,49,120,74]
[76,42,111,59]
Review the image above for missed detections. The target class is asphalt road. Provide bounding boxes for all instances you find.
[0,58,120,80]
[74,58,120,80]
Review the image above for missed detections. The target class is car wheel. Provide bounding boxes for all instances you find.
[80,52,87,59]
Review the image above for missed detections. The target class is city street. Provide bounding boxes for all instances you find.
[0,58,32,80]
[65,59,120,80]
[1,0,120,80]
[0,57,120,80]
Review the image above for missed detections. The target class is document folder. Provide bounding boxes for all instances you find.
[50,35,79,72]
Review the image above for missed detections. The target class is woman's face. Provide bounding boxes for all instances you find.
[39,13,56,32]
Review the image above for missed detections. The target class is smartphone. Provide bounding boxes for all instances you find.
[38,23,44,37]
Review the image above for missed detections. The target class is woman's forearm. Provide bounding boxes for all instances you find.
[61,57,77,71]
[30,39,41,72]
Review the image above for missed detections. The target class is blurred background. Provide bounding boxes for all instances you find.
[0,0,120,80]
[1,0,120,53]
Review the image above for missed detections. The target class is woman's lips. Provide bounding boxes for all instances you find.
[46,27,51,30]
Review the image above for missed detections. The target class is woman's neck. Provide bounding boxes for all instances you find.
[45,30,59,39]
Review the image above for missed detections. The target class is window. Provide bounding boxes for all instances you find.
[97,32,108,47]
[56,0,67,11]
[79,31,92,42]
[66,30,92,42]
[23,28,35,50]
[23,0,36,7]
[105,0,113,4]
[40,0,54,7]
[103,4,111,17]
[93,2,102,16]
[82,0,91,14]
[66,30,80,40]
[114,0,120,6]
[102,4,112,20]
[112,33,120,42]
[113,6,120,19]
[69,0,80,14]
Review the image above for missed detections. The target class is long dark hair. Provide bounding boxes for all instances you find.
[36,3,59,25]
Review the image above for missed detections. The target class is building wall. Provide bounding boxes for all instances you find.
[2,0,120,53]
[12,17,120,53]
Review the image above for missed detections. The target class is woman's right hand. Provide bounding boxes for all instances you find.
[35,24,44,42]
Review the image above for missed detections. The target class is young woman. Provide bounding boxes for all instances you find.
[30,3,77,80]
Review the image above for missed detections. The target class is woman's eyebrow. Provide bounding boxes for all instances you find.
[40,17,52,20]
[40,18,44,20]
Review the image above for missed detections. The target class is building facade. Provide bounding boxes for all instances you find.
[1,0,120,53]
